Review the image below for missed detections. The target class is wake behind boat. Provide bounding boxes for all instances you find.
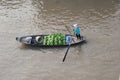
[16,33,85,47]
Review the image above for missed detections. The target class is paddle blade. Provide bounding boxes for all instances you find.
[62,45,70,62]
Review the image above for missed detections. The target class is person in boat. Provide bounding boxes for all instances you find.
[66,36,71,44]
[35,36,43,43]
[73,24,81,39]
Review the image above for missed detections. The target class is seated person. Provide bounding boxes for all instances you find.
[35,36,43,44]
[66,36,71,44]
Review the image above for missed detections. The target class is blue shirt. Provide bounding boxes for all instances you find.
[66,36,71,43]
[74,27,80,34]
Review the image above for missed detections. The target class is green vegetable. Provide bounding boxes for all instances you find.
[42,33,66,46]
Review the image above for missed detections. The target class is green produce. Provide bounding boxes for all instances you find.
[43,33,66,46]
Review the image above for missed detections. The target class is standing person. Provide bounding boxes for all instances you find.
[73,24,81,39]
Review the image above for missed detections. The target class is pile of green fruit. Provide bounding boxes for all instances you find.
[43,33,66,45]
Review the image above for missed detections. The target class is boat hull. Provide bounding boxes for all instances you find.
[16,34,85,47]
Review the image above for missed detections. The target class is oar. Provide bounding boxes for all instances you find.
[65,26,72,34]
[63,43,71,62]
[62,25,73,62]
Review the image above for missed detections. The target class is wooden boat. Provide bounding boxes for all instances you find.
[16,34,85,47]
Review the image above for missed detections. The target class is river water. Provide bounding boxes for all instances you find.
[0,0,120,80]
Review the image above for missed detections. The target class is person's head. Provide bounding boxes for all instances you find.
[73,24,78,28]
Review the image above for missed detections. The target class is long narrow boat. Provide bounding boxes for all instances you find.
[16,34,85,47]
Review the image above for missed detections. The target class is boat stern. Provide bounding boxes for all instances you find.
[16,37,21,42]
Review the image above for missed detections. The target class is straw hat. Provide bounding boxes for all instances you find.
[36,36,41,42]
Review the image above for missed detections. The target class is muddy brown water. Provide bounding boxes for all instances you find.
[0,0,120,80]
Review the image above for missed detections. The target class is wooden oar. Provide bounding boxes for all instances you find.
[62,26,73,62]
[65,25,72,34]
[63,43,71,62]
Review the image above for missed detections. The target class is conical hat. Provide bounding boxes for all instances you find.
[73,24,78,28]
[36,36,40,42]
